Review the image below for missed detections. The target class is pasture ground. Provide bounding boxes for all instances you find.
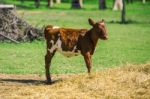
[0,1,150,98]
[0,63,150,99]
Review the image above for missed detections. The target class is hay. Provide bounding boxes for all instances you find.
[0,63,150,99]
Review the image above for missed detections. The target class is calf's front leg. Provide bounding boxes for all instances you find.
[83,52,92,74]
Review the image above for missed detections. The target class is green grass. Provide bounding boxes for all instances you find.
[0,1,150,74]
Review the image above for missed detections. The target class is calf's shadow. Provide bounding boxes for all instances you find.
[0,78,62,85]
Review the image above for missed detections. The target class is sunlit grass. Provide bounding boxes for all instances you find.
[0,1,150,74]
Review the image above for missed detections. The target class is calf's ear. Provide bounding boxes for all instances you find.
[88,18,95,26]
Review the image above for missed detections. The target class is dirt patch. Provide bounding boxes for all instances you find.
[0,63,150,99]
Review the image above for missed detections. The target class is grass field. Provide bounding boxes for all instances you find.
[0,1,150,74]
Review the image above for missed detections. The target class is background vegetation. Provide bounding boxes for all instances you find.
[0,0,150,75]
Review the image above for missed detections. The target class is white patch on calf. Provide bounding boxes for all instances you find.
[50,40,54,45]
[100,22,105,26]
[60,51,80,57]
[58,46,81,57]
[52,26,60,29]
[48,38,81,57]
[72,46,77,52]
[48,38,62,53]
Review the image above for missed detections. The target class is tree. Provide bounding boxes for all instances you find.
[121,0,126,23]
[99,0,107,10]
[126,0,133,4]
[35,0,40,8]
[20,0,24,3]
[113,0,123,10]
[71,0,83,9]
[47,0,53,7]
[143,0,146,4]
[54,0,61,4]
[113,0,126,23]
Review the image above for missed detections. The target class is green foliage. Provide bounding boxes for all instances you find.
[0,1,150,74]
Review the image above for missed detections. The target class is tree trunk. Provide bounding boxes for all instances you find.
[47,0,53,7]
[113,0,115,6]
[20,0,24,3]
[126,0,133,4]
[99,0,107,10]
[54,0,61,4]
[143,0,146,4]
[71,0,83,9]
[121,0,126,23]
[113,0,123,11]
[35,0,40,8]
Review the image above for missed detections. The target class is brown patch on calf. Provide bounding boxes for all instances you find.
[60,28,87,50]
[44,25,59,40]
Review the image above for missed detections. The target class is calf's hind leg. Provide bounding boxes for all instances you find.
[45,50,56,83]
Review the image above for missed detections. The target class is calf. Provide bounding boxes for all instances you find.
[44,18,108,83]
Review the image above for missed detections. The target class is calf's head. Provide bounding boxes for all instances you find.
[89,18,108,40]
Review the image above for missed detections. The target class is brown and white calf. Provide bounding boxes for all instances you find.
[44,18,108,83]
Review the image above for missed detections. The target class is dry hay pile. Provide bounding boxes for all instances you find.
[0,8,43,42]
[0,63,150,99]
